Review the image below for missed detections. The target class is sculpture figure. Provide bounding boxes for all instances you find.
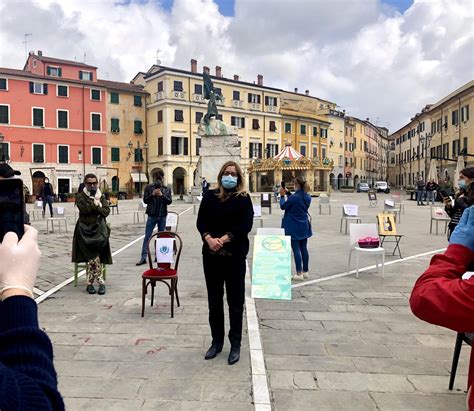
[203,72,223,125]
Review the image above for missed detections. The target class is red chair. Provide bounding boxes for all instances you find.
[141,231,182,318]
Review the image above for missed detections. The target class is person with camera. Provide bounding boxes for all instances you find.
[410,205,474,410]
[0,225,65,410]
[136,171,172,266]
[72,174,112,295]
[40,177,55,218]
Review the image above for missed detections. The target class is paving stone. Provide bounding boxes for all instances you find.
[260,319,324,330]
[407,374,468,394]
[293,371,318,389]
[370,392,466,410]
[266,355,356,372]
[58,376,143,399]
[263,341,327,356]
[414,333,457,348]
[64,398,144,411]
[322,320,391,332]
[54,360,119,378]
[303,311,369,322]
[325,342,393,358]
[353,357,452,376]
[358,331,420,345]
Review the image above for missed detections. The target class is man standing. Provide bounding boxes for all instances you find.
[202,177,210,195]
[416,176,426,206]
[40,177,55,218]
[136,171,172,266]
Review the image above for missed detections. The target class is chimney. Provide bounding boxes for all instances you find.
[190,59,197,73]
[233,74,239,81]
[257,74,263,86]
[215,65,222,77]
[203,66,210,75]
[366,117,370,121]
[305,90,309,96]
[294,87,298,93]
[38,50,43,57]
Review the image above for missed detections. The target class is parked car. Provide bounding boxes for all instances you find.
[375,181,390,193]
[357,182,370,193]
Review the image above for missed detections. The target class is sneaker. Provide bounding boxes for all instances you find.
[302,272,309,279]
[292,273,304,281]
[98,284,106,295]
[86,284,96,294]
[136,258,147,266]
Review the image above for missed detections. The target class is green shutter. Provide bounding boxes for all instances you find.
[134,120,142,134]
[134,95,142,106]
[0,106,9,124]
[47,66,51,75]
[111,118,120,132]
[58,68,62,77]
[111,92,119,104]
[111,147,120,162]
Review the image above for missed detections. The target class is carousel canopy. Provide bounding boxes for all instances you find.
[274,144,303,161]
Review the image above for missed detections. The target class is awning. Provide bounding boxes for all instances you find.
[130,172,148,183]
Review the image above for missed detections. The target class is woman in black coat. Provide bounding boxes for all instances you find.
[197,161,254,365]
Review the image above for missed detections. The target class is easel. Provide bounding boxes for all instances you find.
[261,193,272,214]
[368,190,377,208]
[376,213,403,258]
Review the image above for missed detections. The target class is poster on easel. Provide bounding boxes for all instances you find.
[378,214,397,235]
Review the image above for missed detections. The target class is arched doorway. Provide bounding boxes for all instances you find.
[337,173,343,190]
[172,167,186,195]
[150,167,165,184]
[32,171,46,196]
[354,175,360,189]
[112,176,119,192]
[330,173,336,190]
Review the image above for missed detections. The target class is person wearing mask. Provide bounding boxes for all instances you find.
[410,206,474,410]
[136,171,172,266]
[72,174,112,295]
[425,179,438,205]
[197,161,254,365]
[416,176,426,206]
[40,177,55,218]
[0,225,65,410]
[445,167,474,240]
[279,176,312,281]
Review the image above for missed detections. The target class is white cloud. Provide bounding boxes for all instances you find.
[0,0,472,130]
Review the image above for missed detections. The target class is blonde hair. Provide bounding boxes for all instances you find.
[216,161,248,201]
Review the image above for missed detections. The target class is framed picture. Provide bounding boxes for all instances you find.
[378,213,397,236]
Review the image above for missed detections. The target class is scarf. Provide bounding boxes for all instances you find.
[83,187,102,207]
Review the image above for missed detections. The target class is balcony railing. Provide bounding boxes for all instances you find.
[232,99,244,108]
[154,91,165,101]
[249,102,261,111]
[193,93,205,103]
[171,90,187,100]
[265,105,278,113]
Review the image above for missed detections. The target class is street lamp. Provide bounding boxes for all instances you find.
[419,133,432,180]
[128,140,149,198]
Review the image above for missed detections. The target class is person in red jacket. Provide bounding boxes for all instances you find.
[410,205,474,410]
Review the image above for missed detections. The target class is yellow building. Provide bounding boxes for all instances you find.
[345,117,367,187]
[98,80,148,195]
[133,60,281,193]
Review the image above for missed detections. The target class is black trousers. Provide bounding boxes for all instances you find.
[203,253,246,347]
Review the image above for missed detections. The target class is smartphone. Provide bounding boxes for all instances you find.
[0,178,25,242]
[281,181,286,189]
[439,189,449,198]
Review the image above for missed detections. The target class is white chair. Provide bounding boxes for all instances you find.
[340,205,361,234]
[253,205,264,228]
[383,199,401,223]
[133,202,147,224]
[319,195,331,215]
[256,227,285,235]
[165,211,179,232]
[46,207,68,234]
[348,223,385,278]
[391,194,405,214]
[430,206,450,235]
[29,200,43,221]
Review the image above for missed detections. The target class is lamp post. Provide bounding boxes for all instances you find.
[128,140,149,198]
[419,133,432,181]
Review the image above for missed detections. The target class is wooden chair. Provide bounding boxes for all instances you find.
[141,231,182,318]
[449,332,472,390]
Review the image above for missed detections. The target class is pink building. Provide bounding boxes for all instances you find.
[0,51,107,196]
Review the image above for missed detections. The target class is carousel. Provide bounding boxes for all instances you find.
[248,143,334,195]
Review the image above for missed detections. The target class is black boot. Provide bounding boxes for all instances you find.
[228,345,240,365]
[204,343,223,360]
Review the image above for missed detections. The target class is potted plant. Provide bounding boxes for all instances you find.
[340,185,355,193]
[65,193,76,202]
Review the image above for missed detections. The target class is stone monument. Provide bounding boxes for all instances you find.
[194,72,241,187]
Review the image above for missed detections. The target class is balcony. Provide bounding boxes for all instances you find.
[154,91,165,101]
[232,99,244,109]
[249,102,261,111]
[265,105,278,113]
[171,90,187,101]
[193,93,205,103]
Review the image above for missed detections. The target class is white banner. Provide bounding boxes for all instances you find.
[343,204,358,216]
[156,238,174,263]
[253,205,262,217]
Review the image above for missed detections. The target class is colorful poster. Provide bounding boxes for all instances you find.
[251,235,292,300]
[378,213,397,235]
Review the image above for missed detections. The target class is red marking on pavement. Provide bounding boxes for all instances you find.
[146,347,165,355]
[135,338,153,346]
[81,337,91,343]
[104,305,113,310]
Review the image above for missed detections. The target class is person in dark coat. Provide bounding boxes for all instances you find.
[280,176,312,281]
[197,161,254,365]
[72,174,112,295]
[40,177,55,218]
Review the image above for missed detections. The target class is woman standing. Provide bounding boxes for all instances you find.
[445,167,474,239]
[280,176,312,281]
[197,161,254,365]
[72,174,112,295]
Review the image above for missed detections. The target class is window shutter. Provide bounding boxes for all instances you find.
[29,82,34,93]
[43,84,48,95]
[242,118,245,128]
[79,71,83,80]
[231,116,235,126]
[248,94,252,103]
[257,95,261,104]
[184,138,188,155]
[90,72,93,81]
[275,98,278,107]
[265,96,269,106]
[47,67,51,75]
[58,68,62,77]
[275,144,279,154]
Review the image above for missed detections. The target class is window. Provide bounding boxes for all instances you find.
[173,81,183,91]
[175,110,184,122]
[0,105,9,124]
[0,142,10,162]
[196,138,201,155]
[194,84,203,95]
[252,119,260,130]
[215,88,222,97]
[461,105,470,122]
[216,114,223,121]
[92,147,102,165]
[134,120,143,134]
[233,90,240,101]
[157,110,163,123]
[91,89,101,101]
[300,144,307,156]
[57,110,68,128]
[171,137,188,155]
[110,92,119,104]
[58,145,69,163]
[312,127,317,137]
[269,121,276,132]
[32,144,44,163]
[158,137,163,155]
[437,118,442,132]
[111,118,120,133]
[29,82,48,95]
[157,81,163,92]
[32,108,44,127]
[46,66,62,77]
[248,93,261,104]
[266,144,278,157]
[464,137,468,150]
[111,147,120,162]
[453,139,460,157]
[321,129,328,138]
[322,146,327,159]
[134,95,142,106]
[265,96,277,106]
[300,124,306,135]
[452,110,459,126]
[284,122,291,133]
[313,145,319,158]
[57,85,68,97]
[249,142,262,158]
[0,78,7,90]
[79,71,93,81]
[91,113,101,131]
[134,148,143,162]
[231,116,245,128]
[195,112,204,124]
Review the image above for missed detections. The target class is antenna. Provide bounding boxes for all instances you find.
[83,52,87,63]
[22,33,32,59]
[156,49,161,66]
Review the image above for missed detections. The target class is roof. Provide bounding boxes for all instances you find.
[96,79,148,94]
[274,144,303,161]
[31,54,97,69]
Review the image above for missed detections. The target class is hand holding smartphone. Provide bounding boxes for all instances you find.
[0,179,25,243]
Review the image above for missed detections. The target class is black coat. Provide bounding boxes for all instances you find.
[143,184,172,217]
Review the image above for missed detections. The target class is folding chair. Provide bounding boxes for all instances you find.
[449,332,472,390]
[348,223,385,278]
[376,214,403,258]
[141,231,182,318]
